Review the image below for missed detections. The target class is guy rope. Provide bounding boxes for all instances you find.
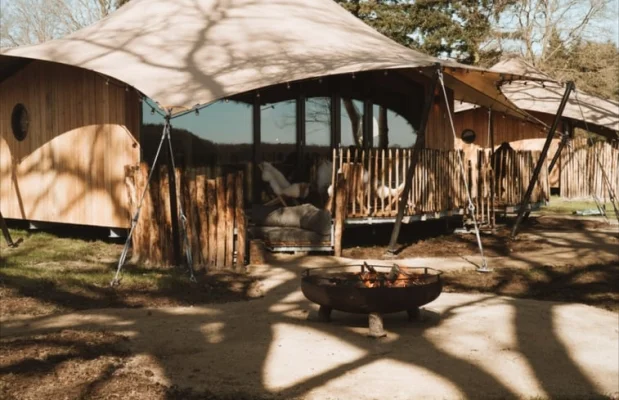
[438,69,491,273]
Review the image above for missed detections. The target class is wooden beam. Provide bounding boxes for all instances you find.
[363,98,373,149]
[164,118,181,265]
[253,94,261,203]
[331,92,341,147]
[511,81,575,238]
[297,91,306,173]
[489,109,496,229]
[333,173,347,257]
[387,64,440,253]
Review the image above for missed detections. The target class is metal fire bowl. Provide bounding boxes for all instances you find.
[301,265,443,315]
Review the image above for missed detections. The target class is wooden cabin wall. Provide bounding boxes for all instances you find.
[453,108,564,187]
[425,87,455,150]
[0,60,140,228]
[453,108,564,147]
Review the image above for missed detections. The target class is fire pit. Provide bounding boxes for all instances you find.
[301,264,443,337]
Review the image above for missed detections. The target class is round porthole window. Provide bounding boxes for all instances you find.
[461,129,476,144]
[11,104,29,141]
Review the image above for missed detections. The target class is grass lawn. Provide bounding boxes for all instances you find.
[542,195,618,218]
[0,228,260,317]
[2,212,617,318]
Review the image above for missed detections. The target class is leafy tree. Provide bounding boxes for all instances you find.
[545,39,619,100]
[334,0,511,65]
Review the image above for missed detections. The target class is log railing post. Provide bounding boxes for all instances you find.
[334,173,348,257]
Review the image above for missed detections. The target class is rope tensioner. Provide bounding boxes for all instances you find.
[111,113,197,287]
[438,69,491,273]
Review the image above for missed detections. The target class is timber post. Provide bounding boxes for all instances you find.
[333,173,348,257]
[511,81,575,238]
[387,64,440,253]
[163,114,182,265]
[489,109,496,229]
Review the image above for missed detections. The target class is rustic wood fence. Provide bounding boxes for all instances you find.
[331,147,549,226]
[560,140,619,200]
[125,164,246,269]
[471,149,550,225]
[333,148,468,218]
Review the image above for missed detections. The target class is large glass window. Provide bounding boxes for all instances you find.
[140,98,254,201]
[141,99,252,165]
[340,98,365,148]
[260,99,297,179]
[305,97,331,159]
[305,97,331,148]
[372,104,417,148]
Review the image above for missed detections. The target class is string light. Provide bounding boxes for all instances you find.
[150,107,155,115]
[125,86,129,92]
[286,82,291,89]
[195,109,200,116]
[105,80,109,86]
[352,72,356,79]
[225,98,229,103]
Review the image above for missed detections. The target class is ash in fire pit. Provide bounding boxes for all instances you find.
[301,263,443,338]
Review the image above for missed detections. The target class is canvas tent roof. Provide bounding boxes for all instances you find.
[456,58,619,138]
[0,0,549,121]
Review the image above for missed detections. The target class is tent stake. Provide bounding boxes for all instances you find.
[387,64,440,254]
[511,81,574,239]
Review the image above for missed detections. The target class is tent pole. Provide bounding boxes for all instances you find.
[489,109,496,229]
[253,95,262,203]
[0,211,15,247]
[511,81,574,238]
[387,64,440,254]
[164,114,182,265]
[548,121,570,175]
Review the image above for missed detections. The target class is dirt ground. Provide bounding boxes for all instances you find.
[1,215,618,399]
[342,215,613,259]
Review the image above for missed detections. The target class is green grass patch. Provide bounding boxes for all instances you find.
[540,196,617,218]
[0,228,257,316]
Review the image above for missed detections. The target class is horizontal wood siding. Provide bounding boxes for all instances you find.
[0,61,140,228]
[454,108,564,187]
[453,108,561,147]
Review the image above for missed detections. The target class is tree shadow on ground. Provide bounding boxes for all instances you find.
[1,255,615,399]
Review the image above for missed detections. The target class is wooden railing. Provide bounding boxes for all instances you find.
[331,147,550,222]
[471,149,549,225]
[125,164,246,269]
[332,148,468,218]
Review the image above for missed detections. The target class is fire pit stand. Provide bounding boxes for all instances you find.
[302,264,443,338]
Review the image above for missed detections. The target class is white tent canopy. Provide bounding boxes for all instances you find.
[1,0,549,120]
[456,58,619,137]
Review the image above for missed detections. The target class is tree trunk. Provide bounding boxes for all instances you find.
[378,105,389,149]
[342,98,363,147]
